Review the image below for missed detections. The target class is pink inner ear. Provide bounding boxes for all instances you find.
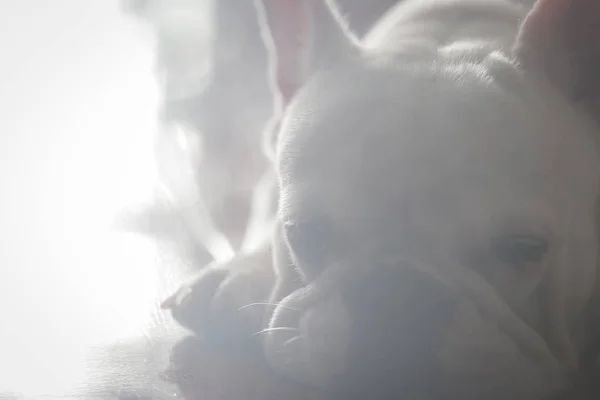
[261,0,311,105]
[522,0,567,36]
[518,0,600,100]
[522,0,600,47]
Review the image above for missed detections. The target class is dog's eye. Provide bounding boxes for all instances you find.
[284,219,331,268]
[491,234,548,265]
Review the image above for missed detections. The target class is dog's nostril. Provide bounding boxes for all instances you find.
[336,266,456,392]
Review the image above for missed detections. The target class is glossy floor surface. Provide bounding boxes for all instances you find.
[0,2,193,398]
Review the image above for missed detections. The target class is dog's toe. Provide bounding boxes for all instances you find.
[162,266,230,339]
[163,251,274,353]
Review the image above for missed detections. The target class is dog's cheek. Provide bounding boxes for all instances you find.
[435,300,563,400]
[264,288,353,389]
[269,220,306,305]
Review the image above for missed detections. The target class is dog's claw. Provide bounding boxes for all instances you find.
[160,286,192,310]
[160,294,177,310]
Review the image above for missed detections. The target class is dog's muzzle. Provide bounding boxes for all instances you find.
[263,260,569,399]
[263,263,456,396]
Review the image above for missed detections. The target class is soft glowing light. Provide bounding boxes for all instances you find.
[0,1,172,397]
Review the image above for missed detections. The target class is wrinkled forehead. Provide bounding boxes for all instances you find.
[277,58,600,225]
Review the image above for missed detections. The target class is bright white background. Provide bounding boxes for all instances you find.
[0,1,170,397]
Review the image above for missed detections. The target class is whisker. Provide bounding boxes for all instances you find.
[252,327,299,336]
[283,335,302,347]
[237,302,300,312]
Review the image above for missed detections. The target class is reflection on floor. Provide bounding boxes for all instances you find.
[0,168,203,399]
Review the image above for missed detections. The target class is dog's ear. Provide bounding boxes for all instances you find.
[514,0,600,111]
[255,0,359,103]
[254,0,359,158]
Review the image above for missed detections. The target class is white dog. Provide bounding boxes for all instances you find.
[164,0,600,398]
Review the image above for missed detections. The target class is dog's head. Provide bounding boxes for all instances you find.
[260,0,600,398]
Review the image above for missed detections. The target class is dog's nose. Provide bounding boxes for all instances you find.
[332,266,456,396]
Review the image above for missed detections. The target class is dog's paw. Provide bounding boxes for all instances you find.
[163,336,325,400]
[162,248,275,352]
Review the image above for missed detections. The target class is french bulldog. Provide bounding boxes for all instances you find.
[164,0,600,398]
